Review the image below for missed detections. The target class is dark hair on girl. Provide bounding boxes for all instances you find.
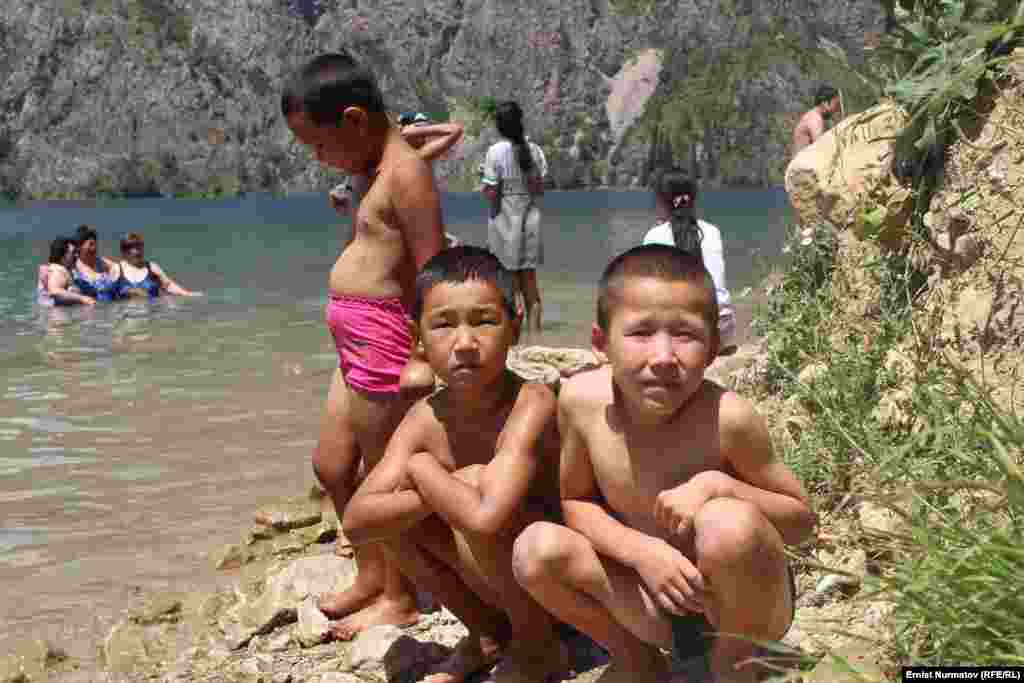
[75,224,97,245]
[814,84,838,106]
[494,101,534,175]
[651,168,702,256]
[120,232,145,253]
[48,236,75,264]
[280,53,387,126]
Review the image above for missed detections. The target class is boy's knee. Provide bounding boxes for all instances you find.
[695,498,777,570]
[512,522,569,585]
[311,443,335,487]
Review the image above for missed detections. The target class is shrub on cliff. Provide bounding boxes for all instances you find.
[752,222,1024,677]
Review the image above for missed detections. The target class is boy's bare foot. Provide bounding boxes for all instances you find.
[492,638,570,682]
[325,596,421,641]
[317,581,381,620]
[422,633,503,683]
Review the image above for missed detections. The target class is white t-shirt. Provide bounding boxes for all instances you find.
[643,219,732,308]
[481,139,548,190]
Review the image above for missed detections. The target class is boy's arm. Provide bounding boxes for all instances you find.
[341,402,447,545]
[407,383,555,536]
[403,122,464,163]
[392,159,444,271]
[559,385,659,567]
[656,392,816,546]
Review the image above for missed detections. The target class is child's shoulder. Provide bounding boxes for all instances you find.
[559,365,613,412]
[514,379,557,408]
[700,381,764,437]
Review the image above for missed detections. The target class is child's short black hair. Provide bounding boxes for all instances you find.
[596,244,719,334]
[280,53,386,126]
[414,246,518,322]
[814,84,838,106]
[74,224,97,245]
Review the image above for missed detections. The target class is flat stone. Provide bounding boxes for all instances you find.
[0,639,69,683]
[253,498,322,532]
[318,674,362,683]
[215,542,255,571]
[289,520,338,547]
[102,621,150,674]
[129,595,184,625]
[507,346,604,387]
[222,555,356,649]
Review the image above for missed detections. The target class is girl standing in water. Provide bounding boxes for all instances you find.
[481,101,548,334]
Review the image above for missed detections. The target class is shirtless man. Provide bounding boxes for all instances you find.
[792,85,841,155]
[281,53,444,639]
[513,245,816,682]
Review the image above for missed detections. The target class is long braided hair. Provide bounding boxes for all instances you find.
[495,101,535,176]
[651,168,703,256]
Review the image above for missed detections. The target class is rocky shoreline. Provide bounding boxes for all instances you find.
[1,344,894,683]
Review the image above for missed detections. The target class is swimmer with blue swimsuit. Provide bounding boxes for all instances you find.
[72,225,124,302]
[116,232,202,298]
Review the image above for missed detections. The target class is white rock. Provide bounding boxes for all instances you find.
[347,625,405,670]
[296,596,329,648]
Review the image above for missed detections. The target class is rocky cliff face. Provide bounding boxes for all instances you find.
[0,0,882,199]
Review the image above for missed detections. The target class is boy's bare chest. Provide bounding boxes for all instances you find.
[442,417,508,468]
[587,420,724,521]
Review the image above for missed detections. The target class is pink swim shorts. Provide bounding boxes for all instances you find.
[326,295,412,395]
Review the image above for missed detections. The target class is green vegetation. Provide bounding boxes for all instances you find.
[611,1,876,183]
[732,3,1024,674]
[750,219,1024,675]
[824,0,1022,239]
[173,174,241,200]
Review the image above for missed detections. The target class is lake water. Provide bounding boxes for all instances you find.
[0,189,791,661]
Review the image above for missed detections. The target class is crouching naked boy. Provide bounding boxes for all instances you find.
[343,247,569,683]
[513,245,816,683]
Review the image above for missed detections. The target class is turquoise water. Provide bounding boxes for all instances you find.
[0,189,791,658]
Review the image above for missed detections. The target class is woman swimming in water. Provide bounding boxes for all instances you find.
[41,236,96,306]
[72,225,124,302]
[115,232,202,298]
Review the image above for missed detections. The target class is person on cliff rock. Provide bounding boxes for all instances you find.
[343,246,569,683]
[642,168,737,355]
[281,53,445,639]
[482,101,548,335]
[792,84,842,155]
[513,245,815,683]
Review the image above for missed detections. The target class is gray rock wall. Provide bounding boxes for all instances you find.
[0,0,882,199]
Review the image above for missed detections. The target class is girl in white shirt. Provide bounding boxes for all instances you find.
[642,169,737,352]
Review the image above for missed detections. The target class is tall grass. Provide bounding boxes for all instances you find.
[753,223,1024,677]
